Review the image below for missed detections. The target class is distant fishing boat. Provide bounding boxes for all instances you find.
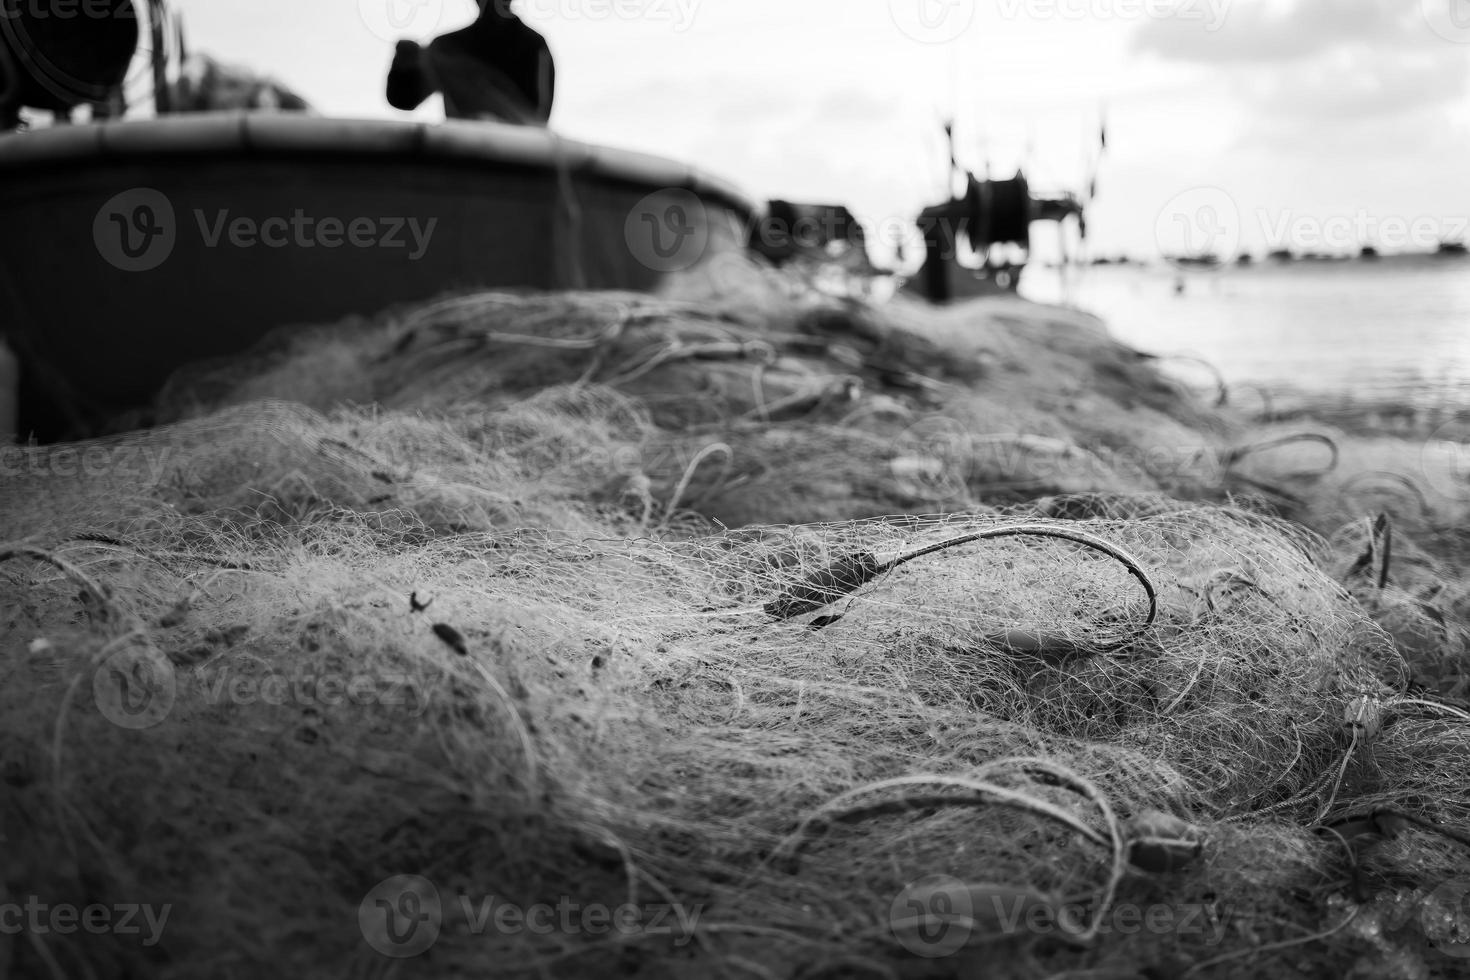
[1436,240,1468,256]
[905,119,1102,304]
[908,172,1092,303]
[0,114,755,440]
[1169,254,1223,269]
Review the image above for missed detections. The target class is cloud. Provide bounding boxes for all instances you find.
[1130,0,1469,122]
[1133,0,1426,64]
[1245,50,1468,120]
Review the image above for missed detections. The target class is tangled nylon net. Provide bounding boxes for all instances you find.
[2,263,1468,979]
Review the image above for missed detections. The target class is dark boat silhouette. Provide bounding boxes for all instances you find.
[0,114,755,440]
[906,171,1086,301]
[905,118,1101,303]
[1170,253,1223,268]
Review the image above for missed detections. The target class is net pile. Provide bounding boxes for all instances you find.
[148,265,1224,526]
[2,265,1468,979]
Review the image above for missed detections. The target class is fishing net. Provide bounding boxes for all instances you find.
[2,268,1468,979]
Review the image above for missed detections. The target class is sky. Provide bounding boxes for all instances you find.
[154,0,1470,262]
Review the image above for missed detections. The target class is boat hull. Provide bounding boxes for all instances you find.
[0,114,755,440]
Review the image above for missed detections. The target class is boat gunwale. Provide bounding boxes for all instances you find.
[0,112,758,219]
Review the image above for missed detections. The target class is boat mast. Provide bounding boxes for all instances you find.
[149,0,171,114]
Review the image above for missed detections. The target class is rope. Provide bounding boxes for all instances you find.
[764,522,1159,653]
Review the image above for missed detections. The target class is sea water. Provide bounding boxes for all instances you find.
[1022,255,1470,413]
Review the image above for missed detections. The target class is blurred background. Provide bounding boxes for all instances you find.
[163,1,1470,260]
[7,0,1469,412]
[152,0,1470,403]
